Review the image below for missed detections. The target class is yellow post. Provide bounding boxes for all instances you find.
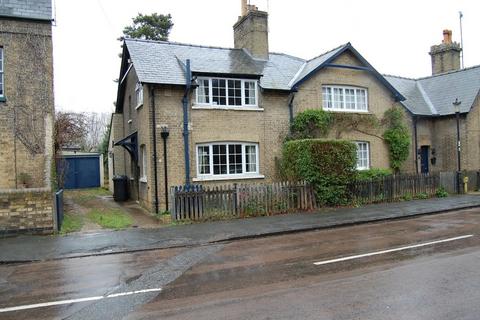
[463,175,469,194]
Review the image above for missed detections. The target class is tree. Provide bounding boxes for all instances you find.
[121,13,173,41]
[54,111,87,153]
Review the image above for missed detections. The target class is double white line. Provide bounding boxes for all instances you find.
[0,288,162,313]
[313,234,473,266]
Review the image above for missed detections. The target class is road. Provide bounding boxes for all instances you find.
[1,208,480,319]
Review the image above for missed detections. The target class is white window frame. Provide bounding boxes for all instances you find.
[140,145,147,182]
[355,141,370,170]
[195,142,262,181]
[0,47,4,99]
[322,85,368,112]
[135,82,143,109]
[195,77,259,108]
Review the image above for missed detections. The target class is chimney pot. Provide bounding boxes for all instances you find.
[443,29,452,44]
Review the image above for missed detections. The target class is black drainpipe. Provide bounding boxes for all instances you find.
[182,59,192,185]
[288,89,297,129]
[413,115,419,174]
[150,86,160,214]
[160,128,170,211]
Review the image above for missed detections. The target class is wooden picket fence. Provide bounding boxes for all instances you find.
[349,173,441,204]
[170,181,316,221]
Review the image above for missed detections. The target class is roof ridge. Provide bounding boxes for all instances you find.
[417,64,480,80]
[306,43,349,62]
[124,38,239,51]
[416,81,438,115]
[383,73,416,81]
[269,52,305,62]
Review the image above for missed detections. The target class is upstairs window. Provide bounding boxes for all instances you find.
[197,142,259,178]
[0,48,4,98]
[196,77,258,108]
[322,86,368,112]
[135,82,143,108]
[355,141,370,170]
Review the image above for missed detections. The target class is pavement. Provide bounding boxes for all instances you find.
[1,194,480,263]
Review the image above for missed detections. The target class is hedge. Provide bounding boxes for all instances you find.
[281,139,357,206]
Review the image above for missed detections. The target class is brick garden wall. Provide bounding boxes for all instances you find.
[0,188,54,234]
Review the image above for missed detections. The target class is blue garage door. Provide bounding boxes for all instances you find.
[63,156,100,189]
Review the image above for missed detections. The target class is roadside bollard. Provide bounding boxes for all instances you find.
[463,176,469,194]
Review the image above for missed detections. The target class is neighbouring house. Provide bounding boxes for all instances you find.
[0,0,55,233]
[386,30,480,174]
[110,1,480,213]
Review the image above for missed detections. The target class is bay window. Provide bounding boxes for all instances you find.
[196,77,258,108]
[197,142,259,178]
[322,85,368,112]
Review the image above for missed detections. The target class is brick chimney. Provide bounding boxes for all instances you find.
[429,29,462,75]
[233,1,269,60]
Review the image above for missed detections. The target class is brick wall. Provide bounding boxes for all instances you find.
[0,16,54,233]
[0,188,54,234]
[0,18,54,189]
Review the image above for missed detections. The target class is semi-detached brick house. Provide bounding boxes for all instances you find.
[110,2,480,213]
[0,0,55,233]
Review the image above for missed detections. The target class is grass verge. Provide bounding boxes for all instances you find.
[87,208,133,230]
[60,214,84,234]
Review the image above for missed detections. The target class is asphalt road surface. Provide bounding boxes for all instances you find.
[1,208,480,319]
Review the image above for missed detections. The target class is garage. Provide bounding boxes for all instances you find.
[59,152,104,189]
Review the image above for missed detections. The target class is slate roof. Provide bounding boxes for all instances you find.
[125,39,305,91]
[291,44,347,86]
[385,65,480,116]
[122,38,480,118]
[0,0,52,21]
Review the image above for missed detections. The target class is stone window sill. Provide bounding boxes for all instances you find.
[192,174,265,182]
[192,105,263,112]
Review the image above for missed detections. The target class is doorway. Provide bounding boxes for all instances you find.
[420,146,430,174]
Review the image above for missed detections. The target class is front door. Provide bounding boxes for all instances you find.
[420,146,430,174]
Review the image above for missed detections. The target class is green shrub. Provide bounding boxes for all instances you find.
[357,168,393,181]
[416,192,428,200]
[281,139,357,206]
[402,193,413,201]
[290,109,333,139]
[436,187,448,198]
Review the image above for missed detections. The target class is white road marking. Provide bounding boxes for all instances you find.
[313,234,474,266]
[0,288,163,313]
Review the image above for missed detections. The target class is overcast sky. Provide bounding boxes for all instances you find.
[52,0,480,114]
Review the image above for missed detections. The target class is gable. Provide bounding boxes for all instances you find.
[291,43,405,102]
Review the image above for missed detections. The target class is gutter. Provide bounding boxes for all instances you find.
[182,59,192,185]
[150,86,160,214]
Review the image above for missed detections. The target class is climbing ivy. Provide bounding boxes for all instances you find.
[383,107,411,172]
[289,107,411,172]
[290,109,333,139]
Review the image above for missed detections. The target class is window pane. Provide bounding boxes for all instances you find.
[228,144,243,174]
[244,81,256,105]
[245,145,257,173]
[322,87,332,109]
[212,79,227,106]
[213,144,227,175]
[333,88,344,109]
[345,88,355,110]
[198,146,210,175]
[356,142,369,169]
[228,80,242,106]
[356,89,367,110]
[197,79,210,104]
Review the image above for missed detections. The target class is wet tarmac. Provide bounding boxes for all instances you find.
[1,208,480,319]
